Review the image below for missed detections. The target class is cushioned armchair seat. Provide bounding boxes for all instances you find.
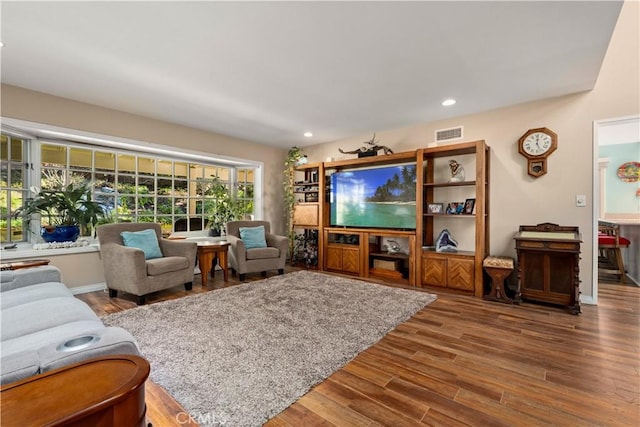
[226,220,288,281]
[97,223,197,304]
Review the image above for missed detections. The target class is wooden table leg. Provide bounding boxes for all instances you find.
[198,250,214,287]
[219,249,228,282]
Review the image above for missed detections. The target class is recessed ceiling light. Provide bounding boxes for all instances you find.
[442,99,456,106]
[303,132,313,138]
[0,42,4,48]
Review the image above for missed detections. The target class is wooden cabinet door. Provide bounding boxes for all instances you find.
[293,203,319,227]
[448,257,475,291]
[326,246,343,271]
[342,247,360,274]
[421,255,447,287]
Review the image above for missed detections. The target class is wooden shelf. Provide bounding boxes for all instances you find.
[324,150,416,169]
[370,252,409,260]
[423,180,476,188]
[418,140,489,297]
[423,213,476,218]
[421,247,475,257]
[292,163,325,269]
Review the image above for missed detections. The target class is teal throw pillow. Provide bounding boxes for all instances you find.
[120,229,163,260]
[239,225,267,249]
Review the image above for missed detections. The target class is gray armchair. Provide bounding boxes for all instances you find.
[226,220,288,281]
[97,223,197,305]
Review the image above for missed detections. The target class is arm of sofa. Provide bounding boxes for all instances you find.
[1,327,140,386]
[0,265,62,293]
[37,327,141,376]
[0,350,40,385]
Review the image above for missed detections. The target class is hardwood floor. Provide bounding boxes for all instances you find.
[78,271,640,426]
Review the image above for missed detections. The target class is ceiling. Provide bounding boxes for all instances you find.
[0,1,623,148]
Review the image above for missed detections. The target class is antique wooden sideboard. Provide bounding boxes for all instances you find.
[514,223,582,314]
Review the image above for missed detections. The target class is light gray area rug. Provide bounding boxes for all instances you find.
[102,270,437,426]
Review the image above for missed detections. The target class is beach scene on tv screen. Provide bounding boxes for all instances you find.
[331,164,416,229]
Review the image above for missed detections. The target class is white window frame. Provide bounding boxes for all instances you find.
[1,117,264,247]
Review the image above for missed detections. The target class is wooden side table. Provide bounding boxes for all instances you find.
[1,354,150,427]
[196,241,230,286]
[0,259,51,271]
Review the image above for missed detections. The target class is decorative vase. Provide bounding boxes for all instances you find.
[209,228,221,237]
[40,225,80,243]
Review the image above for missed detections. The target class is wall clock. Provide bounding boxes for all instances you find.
[517,127,557,178]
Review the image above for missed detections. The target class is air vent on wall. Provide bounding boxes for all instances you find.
[435,126,463,143]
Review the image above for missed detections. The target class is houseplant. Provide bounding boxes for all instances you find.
[206,177,245,236]
[15,182,105,242]
[283,146,305,258]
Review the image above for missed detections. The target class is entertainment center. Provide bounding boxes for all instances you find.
[292,140,489,296]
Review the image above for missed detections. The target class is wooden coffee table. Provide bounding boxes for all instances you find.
[196,241,230,286]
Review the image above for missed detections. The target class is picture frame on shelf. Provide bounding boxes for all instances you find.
[446,202,464,214]
[310,171,318,183]
[464,198,476,214]
[427,203,444,214]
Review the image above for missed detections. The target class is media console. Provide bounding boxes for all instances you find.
[294,140,489,295]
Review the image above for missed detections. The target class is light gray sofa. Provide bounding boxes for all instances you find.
[0,265,140,385]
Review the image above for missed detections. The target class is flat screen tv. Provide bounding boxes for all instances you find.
[330,163,416,230]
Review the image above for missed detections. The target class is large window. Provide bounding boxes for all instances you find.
[0,134,28,242]
[0,133,258,243]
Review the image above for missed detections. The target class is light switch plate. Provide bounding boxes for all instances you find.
[576,194,587,207]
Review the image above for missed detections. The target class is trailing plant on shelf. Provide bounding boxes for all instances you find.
[283,146,306,259]
[14,182,105,242]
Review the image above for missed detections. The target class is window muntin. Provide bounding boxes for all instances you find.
[0,134,28,243]
[0,135,258,243]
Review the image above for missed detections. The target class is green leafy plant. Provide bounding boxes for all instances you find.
[283,146,305,258]
[206,177,246,234]
[14,182,105,236]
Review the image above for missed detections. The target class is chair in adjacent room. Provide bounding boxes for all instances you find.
[598,220,631,284]
[226,220,288,281]
[97,222,197,304]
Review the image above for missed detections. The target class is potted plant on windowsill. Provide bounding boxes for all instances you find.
[15,182,105,243]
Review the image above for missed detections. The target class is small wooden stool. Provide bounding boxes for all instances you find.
[483,256,516,304]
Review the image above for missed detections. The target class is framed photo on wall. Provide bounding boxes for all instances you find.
[427,203,444,214]
[464,198,476,214]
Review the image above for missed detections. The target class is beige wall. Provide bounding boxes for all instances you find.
[303,1,640,301]
[1,2,637,299]
[7,252,105,289]
[0,84,288,235]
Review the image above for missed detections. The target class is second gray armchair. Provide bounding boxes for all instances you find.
[226,220,288,281]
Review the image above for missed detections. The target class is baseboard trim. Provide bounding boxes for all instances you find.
[69,282,107,295]
[581,295,596,305]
